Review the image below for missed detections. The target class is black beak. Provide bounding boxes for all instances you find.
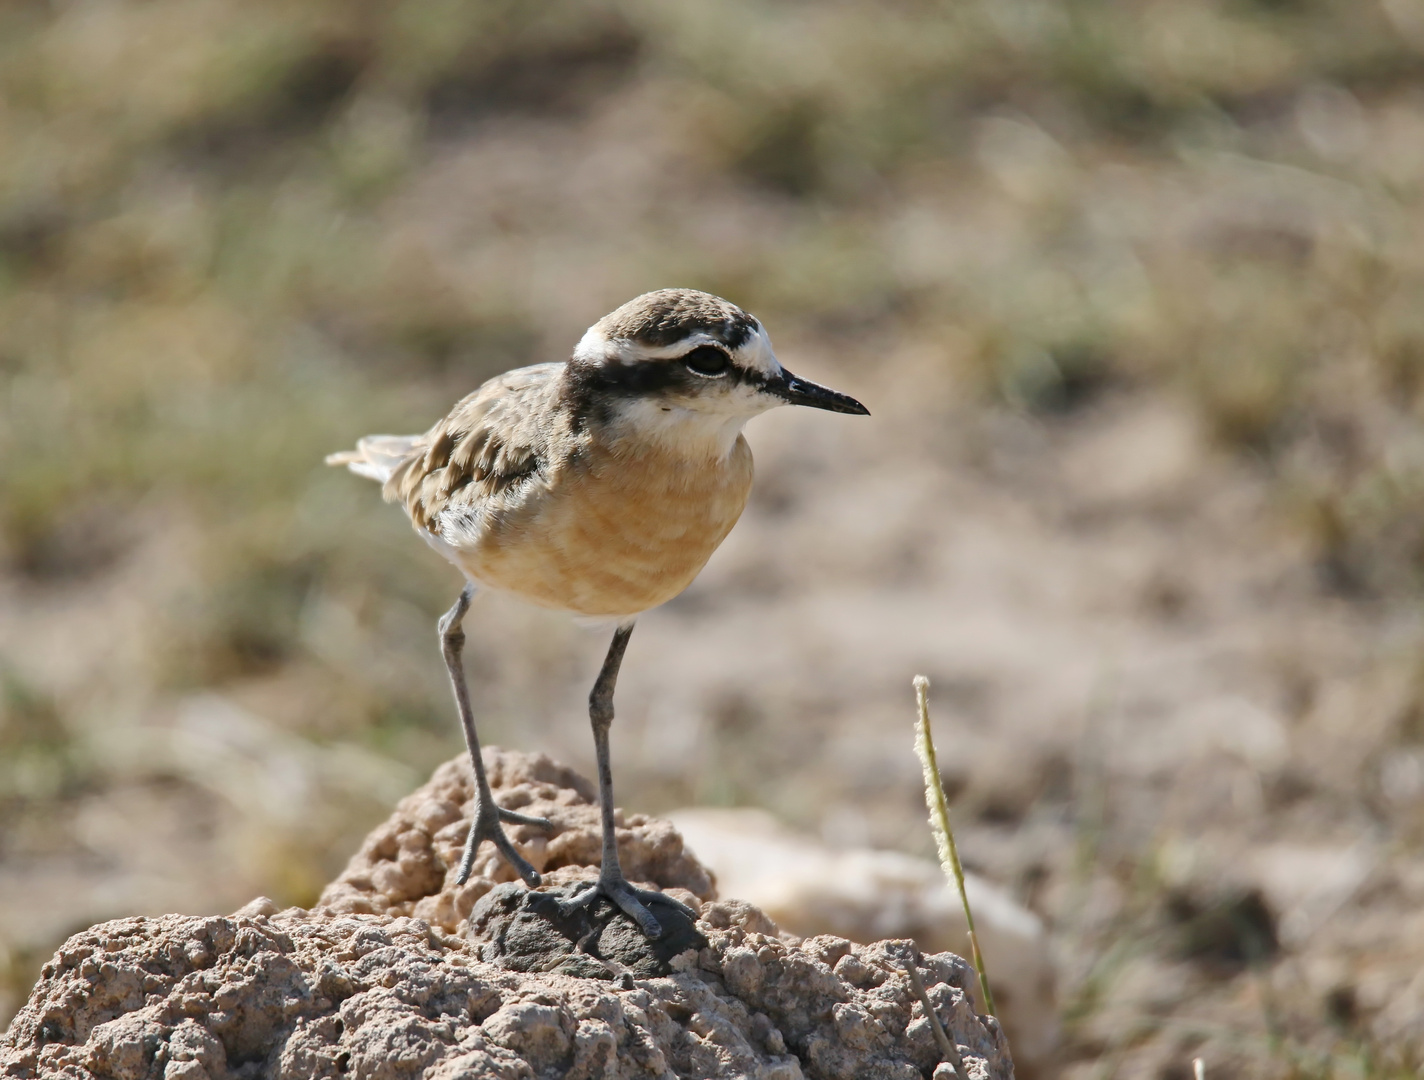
[770,371,870,415]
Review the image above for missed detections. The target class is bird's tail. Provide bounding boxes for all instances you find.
[325,434,421,484]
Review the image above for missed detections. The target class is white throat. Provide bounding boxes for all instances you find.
[605,398,750,460]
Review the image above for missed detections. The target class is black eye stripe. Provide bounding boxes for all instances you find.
[683,345,730,376]
[562,350,749,429]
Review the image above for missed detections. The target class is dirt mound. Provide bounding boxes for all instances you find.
[316,747,716,932]
[1,751,1013,1080]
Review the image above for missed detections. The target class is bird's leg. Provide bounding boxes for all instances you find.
[559,622,698,938]
[440,584,552,887]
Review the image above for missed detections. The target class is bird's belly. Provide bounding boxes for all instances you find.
[457,439,754,617]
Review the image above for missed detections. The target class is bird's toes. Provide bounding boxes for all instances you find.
[454,812,544,887]
[607,884,665,938]
[498,807,554,829]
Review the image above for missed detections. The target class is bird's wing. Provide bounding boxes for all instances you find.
[382,363,568,532]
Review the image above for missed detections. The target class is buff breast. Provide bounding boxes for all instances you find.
[454,435,755,617]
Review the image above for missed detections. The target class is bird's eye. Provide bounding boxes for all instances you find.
[682,345,730,377]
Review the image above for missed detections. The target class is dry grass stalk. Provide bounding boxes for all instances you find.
[891,948,971,1080]
[913,675,996,1017]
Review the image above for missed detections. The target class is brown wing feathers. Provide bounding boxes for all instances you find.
[383,368,558,532]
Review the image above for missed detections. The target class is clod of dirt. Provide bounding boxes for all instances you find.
[1165,885,1279,972]
[470,881,708,981]
[1,750,1015,1079]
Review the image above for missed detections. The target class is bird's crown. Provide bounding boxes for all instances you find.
[594,288,762,352]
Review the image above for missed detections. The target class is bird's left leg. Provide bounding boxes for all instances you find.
[440,583,552,888]
[559,622,698,938]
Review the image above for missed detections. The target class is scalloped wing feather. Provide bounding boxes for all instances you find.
[383,364,567,532]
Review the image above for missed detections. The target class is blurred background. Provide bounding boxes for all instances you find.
[4,0,1424,1075]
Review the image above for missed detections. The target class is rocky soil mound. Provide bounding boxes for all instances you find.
[1,750,1013,1080]
[315,750,716,933]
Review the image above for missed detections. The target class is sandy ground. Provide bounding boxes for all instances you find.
[6,55,1424,1077]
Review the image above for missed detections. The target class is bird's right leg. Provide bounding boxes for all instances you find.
[439,584,552,887]
[557,622,698,938]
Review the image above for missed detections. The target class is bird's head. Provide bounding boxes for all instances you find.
[564,289,868,453]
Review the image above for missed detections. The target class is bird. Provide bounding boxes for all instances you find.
[327,288,868,937]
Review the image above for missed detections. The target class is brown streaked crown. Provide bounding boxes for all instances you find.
[593,288,760,350]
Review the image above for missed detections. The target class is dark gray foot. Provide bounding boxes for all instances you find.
[455,803,553,887]
[558,872,698,938]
